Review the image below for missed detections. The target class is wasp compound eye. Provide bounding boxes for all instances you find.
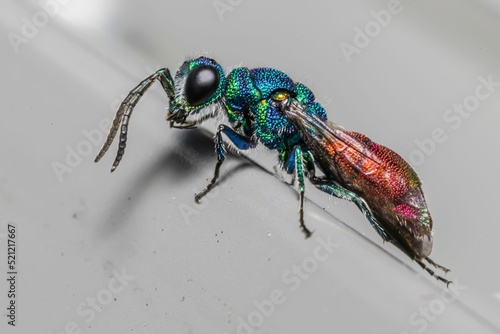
[184,65,219,106]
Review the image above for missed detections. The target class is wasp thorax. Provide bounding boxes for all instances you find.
[184,65,219,106]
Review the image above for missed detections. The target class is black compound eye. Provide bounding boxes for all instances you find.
[184,65,219,106]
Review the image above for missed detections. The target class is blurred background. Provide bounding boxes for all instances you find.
[1,0,500,333]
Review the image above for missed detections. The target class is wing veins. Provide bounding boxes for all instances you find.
[283,102,381,174]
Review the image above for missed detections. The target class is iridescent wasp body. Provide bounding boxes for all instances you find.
[95,56,450,284]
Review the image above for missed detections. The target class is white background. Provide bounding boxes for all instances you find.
[1,0,500,333]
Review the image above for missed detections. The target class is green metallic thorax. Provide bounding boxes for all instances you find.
[223,66,327,170]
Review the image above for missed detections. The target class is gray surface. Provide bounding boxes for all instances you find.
[1,0,500,333]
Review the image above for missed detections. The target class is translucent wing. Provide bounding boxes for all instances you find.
[283,100,433,258]
[287,106,382,185]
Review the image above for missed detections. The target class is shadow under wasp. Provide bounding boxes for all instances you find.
[95,56,451,285]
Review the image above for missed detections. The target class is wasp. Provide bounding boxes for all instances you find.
[95,56,450,285]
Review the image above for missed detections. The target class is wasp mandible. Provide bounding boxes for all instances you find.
[95,56,450,285]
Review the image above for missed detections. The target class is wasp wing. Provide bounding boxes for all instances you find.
[283,101,433,258]
[283,101,386,190]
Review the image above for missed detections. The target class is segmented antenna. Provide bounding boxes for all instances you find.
[94,69,167,171]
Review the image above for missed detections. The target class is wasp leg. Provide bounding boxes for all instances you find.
[291,147,314,238]
[194,125,256,203]
[310,177,391,242]
[425,257,450,273]
[311,177,452,285]
[94,68,171,172]
[415,258,452,286]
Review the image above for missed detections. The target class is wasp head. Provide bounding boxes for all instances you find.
[165,57,227,128]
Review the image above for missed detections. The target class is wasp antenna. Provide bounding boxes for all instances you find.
[94,101,125,164]
[94,69,167,171]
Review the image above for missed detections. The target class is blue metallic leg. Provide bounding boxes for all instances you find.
[194,125,257,203]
